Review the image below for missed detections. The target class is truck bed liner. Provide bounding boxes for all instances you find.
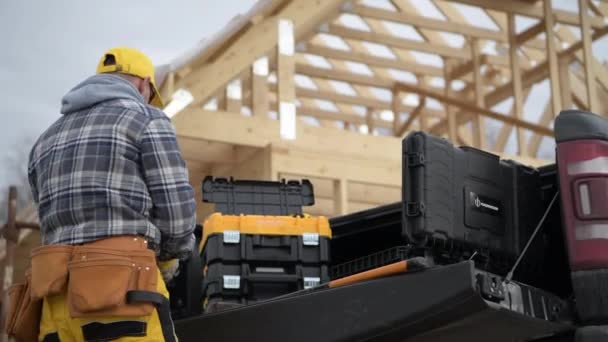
[175,262,573,342]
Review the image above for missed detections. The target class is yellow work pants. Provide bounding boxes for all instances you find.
[38,270,176,342]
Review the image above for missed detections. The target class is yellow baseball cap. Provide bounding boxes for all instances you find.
[96,47,164,108]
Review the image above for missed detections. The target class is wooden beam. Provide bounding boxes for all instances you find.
[366,108,375,134]
[299,43,443,77]
[287,84,445,118]
[528,102,554,156]
[397,97,426,138]
[210,145,274,182]
[544,0,562,117]
[471,39,486,149]
[333,179,349,215]
[394,82,554,136]
[444,62,458,143]
[295,62,394,88]
[251,57,269,116]
[173,109,402,162]
[326,24,470,59]
[555,26,608,97]
[352,4,506,42]
[160,71,175,102]
[485,25,608,107]
[559,57,573,110]
[295,175,400,205]
[277,18,296,139]
[392,89,400,136]
[292,84,388,109]
[515,20,545,46]
[271,148,401,187]
[175,0,343,107]
[494,88,532,153]
[450,0,606,28]
[224,79,242,112]
[269,101,394,129]
[508,13,527,156]
[579,0,600,113]
[589,0,603,16]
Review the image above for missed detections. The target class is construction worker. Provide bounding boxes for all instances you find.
[26,47,196,341]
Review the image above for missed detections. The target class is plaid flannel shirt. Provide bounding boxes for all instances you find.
[28,77,196,260]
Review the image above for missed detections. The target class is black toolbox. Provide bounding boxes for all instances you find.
[330,133,569,283]
[200,177,330,314]
[402,131,548,274]
[202,176,315,215]
[200,213,332,313]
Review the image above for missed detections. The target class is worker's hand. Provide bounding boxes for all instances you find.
[158,259,180,283]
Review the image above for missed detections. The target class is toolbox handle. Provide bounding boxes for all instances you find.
[245,237,298,262]
[247,273,300,283]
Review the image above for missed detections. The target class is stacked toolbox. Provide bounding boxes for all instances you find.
[200,177,331,313]
[401,131,549,276]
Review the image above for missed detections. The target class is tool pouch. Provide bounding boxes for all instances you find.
[67,246,158,318]
[30,245,74,299]
[5,269,42,342]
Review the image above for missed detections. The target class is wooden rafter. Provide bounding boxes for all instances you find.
[450,0,606,28]
[394,82,553,136]
[167,0,608,167]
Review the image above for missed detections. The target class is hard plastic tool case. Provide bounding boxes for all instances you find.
[200,213,332,313]
[401,131,548,274]
[202,176,315,216]
[329,164,572,299]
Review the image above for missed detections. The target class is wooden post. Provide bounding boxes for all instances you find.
[277,18,296,140]
[508,13,528,156]
[544,0,563,116]
[0,187,18,341]
[417,75,428,131]
[579,0,599,113]
[160,71,175,103]
[443,60,457,143]
[333,178,348,216]
[559,58,573,110]
[366,108,375,135]
[251,57,269,116]
[225,79,242,113]
[392,89,400,137]
[470,38,486,150]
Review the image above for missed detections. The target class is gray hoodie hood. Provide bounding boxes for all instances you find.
[61,74,146,115]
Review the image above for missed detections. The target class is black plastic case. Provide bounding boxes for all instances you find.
[402,132,545,260]
[203,233,331,266]
[203,262,329,313]
[202,176,315,215]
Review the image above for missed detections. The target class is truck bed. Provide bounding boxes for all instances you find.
[174,262,574,342]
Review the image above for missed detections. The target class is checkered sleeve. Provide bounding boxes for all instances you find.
[139,118,196,261]
[27,146,39,205]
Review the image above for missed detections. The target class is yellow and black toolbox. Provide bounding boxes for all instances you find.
[199,177,331,313]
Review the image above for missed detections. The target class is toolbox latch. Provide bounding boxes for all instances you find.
[223,230,241,244]
[303,277,321,289]
[405,202,425,217]
[223,275,241,289]
[407,153,425,167]
[302,233,320,246]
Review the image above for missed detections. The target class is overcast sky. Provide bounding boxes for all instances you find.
[0,0,257,190]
